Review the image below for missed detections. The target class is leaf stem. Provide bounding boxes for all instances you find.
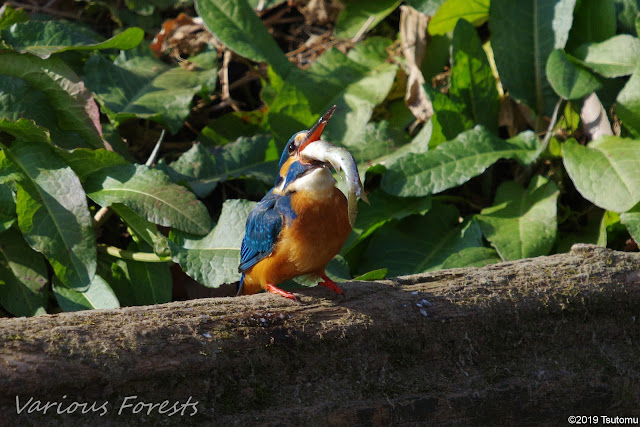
[98,244,172,263]
[540,97,564,153]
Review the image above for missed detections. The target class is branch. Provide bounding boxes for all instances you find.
[1,245,639,424]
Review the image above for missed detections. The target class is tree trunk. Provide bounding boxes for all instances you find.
[1,244,639,424]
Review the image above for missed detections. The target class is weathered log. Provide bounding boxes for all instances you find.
[1,244,639,425]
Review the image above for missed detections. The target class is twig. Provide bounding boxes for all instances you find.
[221,50,240,112]
[351,15,376,43]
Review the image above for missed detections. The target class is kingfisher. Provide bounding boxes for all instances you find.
[237,106,367,299]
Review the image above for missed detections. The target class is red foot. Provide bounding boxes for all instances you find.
[318,273,344,295]
[266,284,297,300]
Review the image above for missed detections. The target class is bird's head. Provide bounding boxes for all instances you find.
[275,105,337,193]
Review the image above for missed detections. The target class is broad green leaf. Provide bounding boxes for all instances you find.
[335,0,401,39]
[0,52,105,149]
[0,185,16,232]
[369,119,433,167]
[342,190,432,253]
[55,148,128,181]
[616,66,640,137]
[429,0,489,35]
[405,0,447,15]
[0,119,96,291]
[546,49,602,100]
[1,21,143,59]
[111,204,170,257]
[170,199,254,288]
[195,0,292,77]
[575,35,640,78]
[84,50,218,134]
[341,120,411,164]
[53,275,120,312]
[122,241,172,305]
[563,137,640,212]
[357,203,484,276]
[490,0,576,115]
[566,0,616,52]
[620,209,640,244]
[426,87,474,147]
[353,268,388,281]
[381,127,542,197]
[450,19,499,132]
[247,0,287,9]
[84,164,212,236]
[267,38,397,148]
[0,227,48,317]
[441,246,501,269]
[161,135,278,197]
[476,176,559,260]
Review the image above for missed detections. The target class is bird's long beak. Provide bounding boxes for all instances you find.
[297,105,337,154]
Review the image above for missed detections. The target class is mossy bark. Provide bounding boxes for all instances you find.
[1,244,639,424]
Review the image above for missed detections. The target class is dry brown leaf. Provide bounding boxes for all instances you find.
[150,13,218,59]
[399,5,433,123]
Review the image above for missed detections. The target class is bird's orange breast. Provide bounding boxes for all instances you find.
[241,187,351,295]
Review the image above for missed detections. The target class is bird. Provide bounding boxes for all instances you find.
[237,106,364,299]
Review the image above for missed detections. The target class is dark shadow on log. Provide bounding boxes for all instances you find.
[1,244,639,424]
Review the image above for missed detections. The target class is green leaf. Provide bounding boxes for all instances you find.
[353,268,388,281]
[381,127,542,197]
[1,21,143,59]
[0,5,28,30]
[566,0,616,52]
[334,0,401,39]
[476,176,559,260]
[429,0,489,35]
[111,204,170,257]
[490,0,576,115]
[616,66,640,137]
[620,209,640,244]
[426,87,474,147]
[441,246,501,269]
[267,38,397,147]
[575,34,640,78]
[53,275,120,312]
[613,0,640,36]
[122,241,172,305]
[55,148,129,182]
[0,119,96,291]
[0,52,106,149]
[170,199,254,288]
[161,135,278,198]
[343,190,432,253]
[84,50,218,134]
[357,203,484,276]
[0,184,16,232]
[450,19,499,132]
[0,227,48,317]
[405,0,447,15]
[563,137,640,212]
[195,0,292,77]
[546,49,602,100]
[84,164,213,236]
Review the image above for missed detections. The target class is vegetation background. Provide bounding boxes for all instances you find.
[1,0,639,317]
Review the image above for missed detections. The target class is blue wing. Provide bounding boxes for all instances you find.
[238,191,297,274]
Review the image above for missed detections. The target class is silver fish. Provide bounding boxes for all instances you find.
[300,139,368,227]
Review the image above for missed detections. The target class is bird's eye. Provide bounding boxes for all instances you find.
[287,141,297,154]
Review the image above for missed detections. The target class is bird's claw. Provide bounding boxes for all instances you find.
[266,284,297,300]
